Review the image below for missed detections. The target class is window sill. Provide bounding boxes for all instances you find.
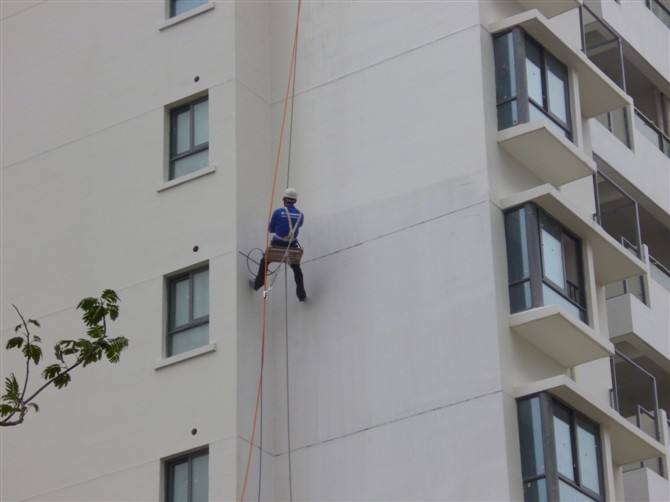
[154,342,216,370]
[159,1,215,31]
[157,165,216,193]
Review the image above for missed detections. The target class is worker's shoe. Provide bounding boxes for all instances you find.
[297,288,307,302]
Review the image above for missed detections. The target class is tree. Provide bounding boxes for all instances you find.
[1,289,128,427]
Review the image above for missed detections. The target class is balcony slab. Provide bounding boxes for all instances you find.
[510,305,613,367]
[518,0,582,18]
[498,121,596,188]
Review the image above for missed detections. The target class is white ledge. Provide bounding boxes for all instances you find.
[157,165,216,193]
[158,1,215,31]
[154,342,217,370]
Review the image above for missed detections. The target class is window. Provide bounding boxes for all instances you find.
[170,0,208,17]
[494,29,572,140]
[167,266,209,357]
[169,96,209,180]
[505,204,587,322]
[166,449,209,502]
[518,395,604,502]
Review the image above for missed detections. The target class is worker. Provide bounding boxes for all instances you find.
[253,187,306,301]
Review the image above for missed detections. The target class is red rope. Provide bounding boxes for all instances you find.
[239,2,303,501]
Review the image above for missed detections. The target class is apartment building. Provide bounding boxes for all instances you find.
[1,0,669,500]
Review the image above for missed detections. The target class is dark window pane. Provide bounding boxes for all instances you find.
[193,100,209,146]
[558,480,593,502]
[523,478,548,502]
[505,207,530,282]
[541,226,565,288]
[172,278,190,328]
[193,270,209,320]
[494,32,517,102]
[498,100,519,130]
[553,405,575,482]
[546,54,569,125]
[174,0,208,16]
[175,110,190,154]
[173,149,209,178]
[510,282,532,313]
[525,39,543,105]
[562,234,580,302]
[170,461,189,502]
[518,397,545,477]
[191,453,209,502]
[577,422,601,496]
[170,324,208,356]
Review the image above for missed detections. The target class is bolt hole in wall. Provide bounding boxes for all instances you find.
[194,76,200,82]
[193,245,199,252]
[191,428,198,436]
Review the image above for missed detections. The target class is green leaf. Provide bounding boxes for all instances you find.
[28,319,41,328]
[53,372,71,389]
[22,344,42,365]
[42,364,62,380]
[3,375,20,401]
[14,324,22,333]
[32,335,42,344]
[6,336,24,350]
[0,404,17,417]
[54,345,64,363]
[86,325,104,339]
[27,402,39,413]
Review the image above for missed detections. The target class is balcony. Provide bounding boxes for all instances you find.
[646,0,670,30]
[497,122,595,188]
[518,0,581,18]
[515,375,666,465]
[510,305,613,367]
[491,10,630,119]
[501,184,647,285]
[635,109,670,159]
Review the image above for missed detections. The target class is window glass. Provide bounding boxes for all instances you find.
[176,110,190,154]
[525,40,543,105]
[494,32,517,102]
[553,406,575,481]
[546,54,569,125]
[173,278,190,328]
[171,461,189,502]
[505,208,530,282]
[523,478,548,502]
[518,397,545,478]
[498,100,519,130]
[173,149,209,179]
[193,100,209,146]
[577,423,601,495]
[174,0,207,16]
[171,324,208,355]
[558,480,593,502]
[542,284,582,320]
[191,454,209,502]
[541,225,565,288]
[562,234,580,301]
[192,270,209,320]
[510,282,532,313]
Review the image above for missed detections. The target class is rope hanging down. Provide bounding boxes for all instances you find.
[239,1,303,501]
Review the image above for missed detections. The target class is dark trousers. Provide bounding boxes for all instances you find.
[254,246,306,300]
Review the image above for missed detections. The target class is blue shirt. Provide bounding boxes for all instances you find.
[269,204,304,246]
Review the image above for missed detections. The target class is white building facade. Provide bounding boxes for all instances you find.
[1,0,669,501]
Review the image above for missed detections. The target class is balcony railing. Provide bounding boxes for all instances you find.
[635,109,670,158]
[646,0,670,30]
[650,254,670,291]
[610,350,661,439]
[623,404,666,476]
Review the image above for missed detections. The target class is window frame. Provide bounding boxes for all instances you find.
[494,28,573,140]
[166,265,210,357]
[170,0,208,18]
[517,394,605,502]
[504,203,588,323]
[165,448,209,502]
[169,95,209,180]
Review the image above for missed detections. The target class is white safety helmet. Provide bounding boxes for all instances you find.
[283,187,298,201]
